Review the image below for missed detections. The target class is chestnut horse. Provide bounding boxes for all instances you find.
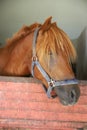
[0,17,80,105]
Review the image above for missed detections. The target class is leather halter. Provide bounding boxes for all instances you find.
[31,27,78,98]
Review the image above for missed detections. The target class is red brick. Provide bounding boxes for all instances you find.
[0,76,87,129]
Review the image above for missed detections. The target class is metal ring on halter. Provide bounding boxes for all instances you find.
[48,79,55,88]
[32,56,38,62]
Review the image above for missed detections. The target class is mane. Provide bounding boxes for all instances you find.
[37,22,76,64]
[6,23,41,47]
[5,17,76,64]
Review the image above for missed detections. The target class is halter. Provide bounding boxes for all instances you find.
[31,27,78,98]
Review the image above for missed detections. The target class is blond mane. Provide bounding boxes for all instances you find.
[6,23,41,47]
[5,17,76,64]
[51,23,77,63]
[37,19,76,64]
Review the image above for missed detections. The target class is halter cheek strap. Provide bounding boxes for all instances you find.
[31,27,78,98]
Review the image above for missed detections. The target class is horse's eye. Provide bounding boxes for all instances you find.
[48,51,53,56]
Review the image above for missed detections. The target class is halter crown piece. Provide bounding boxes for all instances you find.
[31,27,78,98]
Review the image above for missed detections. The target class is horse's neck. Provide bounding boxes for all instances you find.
[0,33,33,76]
[0,47,10,73]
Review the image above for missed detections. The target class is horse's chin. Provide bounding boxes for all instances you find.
[59,99,77,106]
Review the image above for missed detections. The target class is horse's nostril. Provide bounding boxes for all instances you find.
[71,91,74,99]
[70,90,76,102]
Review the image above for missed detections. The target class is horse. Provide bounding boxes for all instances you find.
[0,17,80,106]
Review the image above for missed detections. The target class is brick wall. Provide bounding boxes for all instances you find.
[0,76,87,130]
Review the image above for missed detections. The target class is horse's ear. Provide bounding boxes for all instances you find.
[41,16,52,34]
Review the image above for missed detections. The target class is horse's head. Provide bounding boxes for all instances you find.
[32,17,80,106]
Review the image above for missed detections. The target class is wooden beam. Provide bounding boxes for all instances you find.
[0,76,87,130]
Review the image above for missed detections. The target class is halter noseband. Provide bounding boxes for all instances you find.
[31,27,78,98]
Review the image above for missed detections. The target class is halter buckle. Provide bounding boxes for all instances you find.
[32,56,38,62]
[48,79,55,88]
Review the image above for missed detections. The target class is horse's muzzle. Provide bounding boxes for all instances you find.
[54,84,80,106]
